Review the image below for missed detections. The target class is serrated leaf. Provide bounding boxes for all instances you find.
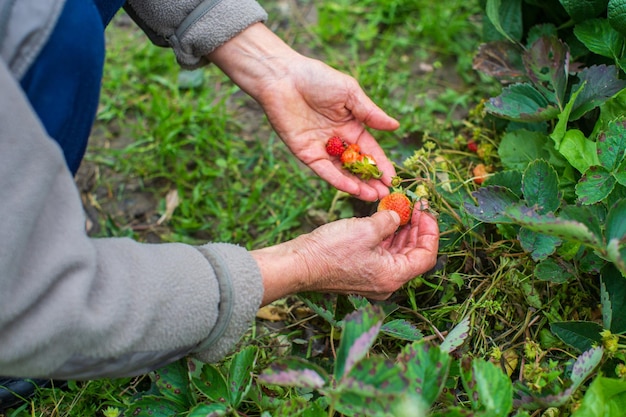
[464,186,521,223]
[472,41,526,83]
[523,36,569,107]
[397,342,452,408]
[228,345,257,407]
[519,227,561,261]
[550,321,603,352]
[522,159,560,213]
[497,130,552,171]
[560,204,604,243]
[571,347,604,387]
[334,304,385,380]
[574,18,624,60]
[381,319,424,341]
[570,65,626,121]
[601,263,626,334]
[192,364,229,404]
[342,356,406,397]
[259,357,329,389]
[535,258,575,283]
[597,119,626,171]
[504,203,602,247]
[485,83,560,122]
[576,166,616,205]
[560,0,608,21]
[484,169,523,196]
[441,316,471,353]
[299,292,337,326]
[153,359,192,407]
[461,359,513,416]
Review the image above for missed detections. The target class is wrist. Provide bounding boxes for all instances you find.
[251,239,316,306]
[207,23,301,101]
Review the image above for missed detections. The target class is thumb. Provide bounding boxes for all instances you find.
[347,89,400,131]
[370,210,401,237]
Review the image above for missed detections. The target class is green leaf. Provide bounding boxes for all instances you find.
[464,186,521,223]
[339,356,407,416]
[461,359,513,416]
[571,347,604,387]
[334,304,385,380]
[560,204,604,242]
[381,319,424,341]
[397,342,452,408]
[192,364,229,404]
[570,65,626,121]
[523,36,569,107]
[606,199,626,243]
[126,397,186,417]
[551,83,585,149]
[614,159,626,186]
[259,357,329,389]
[228,345,257,407]
[574,18,624,60]
[560,0,609,21]
[153,359,192,407]
[187,403,229,417]
[485,0,523,43]
[597,119,626,171]
[299,293,337,326]
[572,376,626,417]
[519,227,561,261]
[535,258,575,283]
[440,316,471,354]
[522,160,560,213]
[504,203,602,247]
[576,166,616,205]
[484,169,523,196]
[559,129,600,173]
[550,321,603,352]
[601,263,626,333]
[498,130,552,171]
[485,83,559,122]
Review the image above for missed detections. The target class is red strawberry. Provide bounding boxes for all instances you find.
[467,140,478,153]
[340,143,361,164]
[377,192,413,226]
[326,136,346,156]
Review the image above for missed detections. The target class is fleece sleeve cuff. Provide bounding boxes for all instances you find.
[192,242,263,363]
[124,0,268,69]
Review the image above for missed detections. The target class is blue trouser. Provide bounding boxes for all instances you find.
[20,0,125,174]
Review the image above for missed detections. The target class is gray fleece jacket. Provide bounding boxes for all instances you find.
[0,0,268,379]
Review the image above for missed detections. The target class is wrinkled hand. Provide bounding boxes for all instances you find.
[254,56,399,201]
[253,203,439,305]
[208,23,399,201]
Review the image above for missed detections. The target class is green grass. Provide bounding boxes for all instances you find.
[7,1,532,415]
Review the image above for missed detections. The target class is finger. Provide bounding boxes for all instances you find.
[345,82,400,131]
[308,159,361,196]
[370,210,401,240]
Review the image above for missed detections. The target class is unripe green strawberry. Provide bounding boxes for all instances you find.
[326,136,347,156]
[377,192,413,225]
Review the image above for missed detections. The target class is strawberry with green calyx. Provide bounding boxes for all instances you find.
[345,153,383,180]
[326,136,346,156]
[340,143,361,164]
[377,191,413,226]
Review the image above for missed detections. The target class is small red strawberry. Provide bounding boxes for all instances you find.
[340,143,361,164]
[326,136,347,157]
[467,140,478,153]
[377,192,413,226]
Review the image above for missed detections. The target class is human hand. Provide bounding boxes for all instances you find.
[208,23,399,201]
[252,202,439,305]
